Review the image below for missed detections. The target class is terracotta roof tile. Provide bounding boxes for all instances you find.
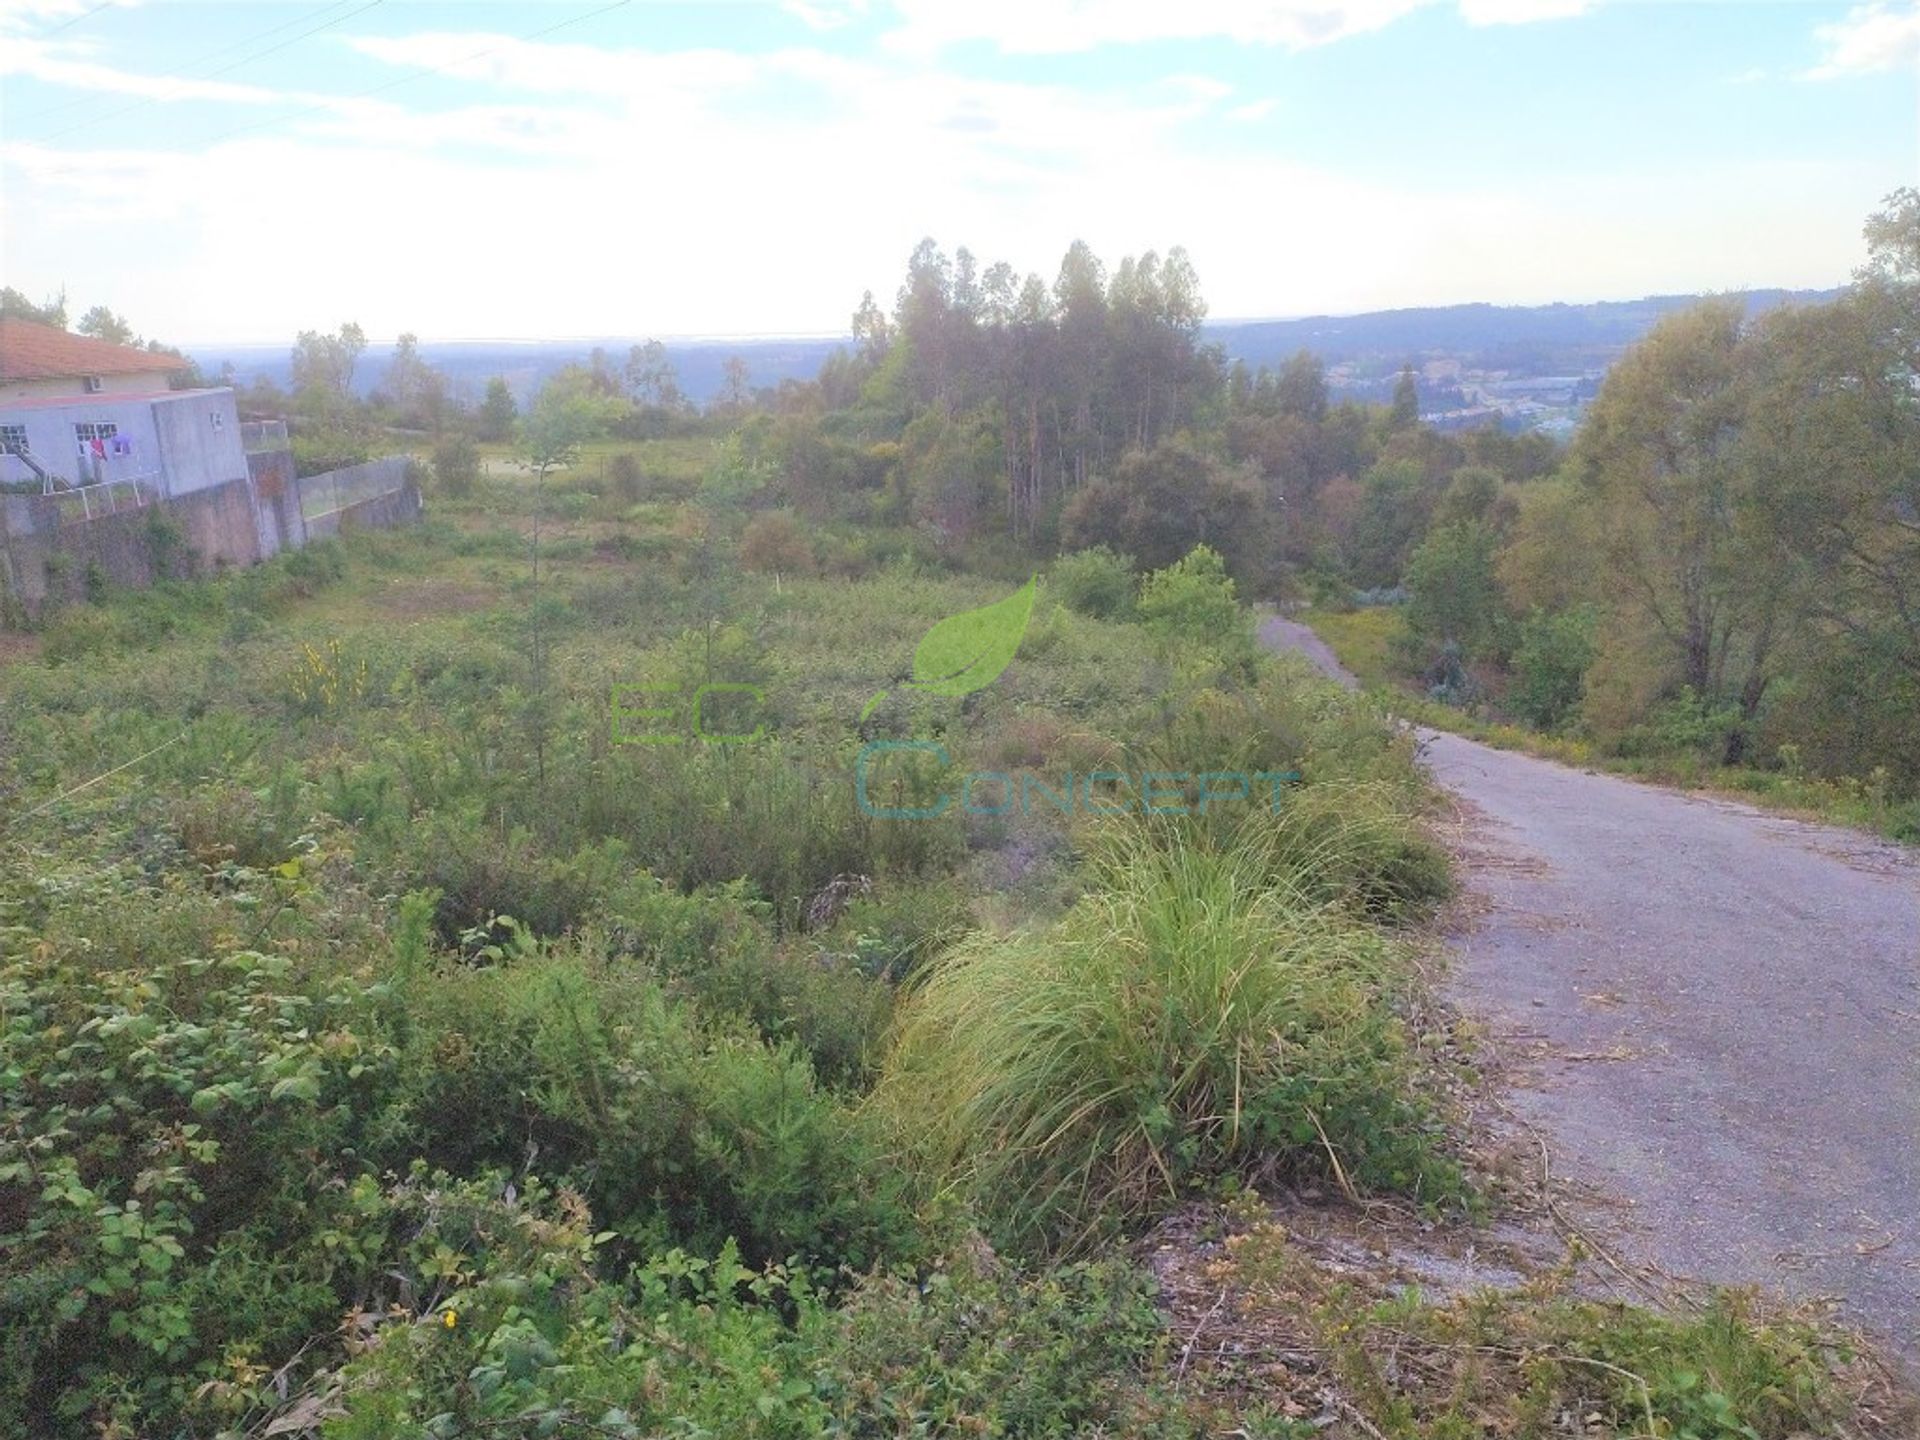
[0,318,192,381]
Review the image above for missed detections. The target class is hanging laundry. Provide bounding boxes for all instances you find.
[111,435,132,457]
[90,436,106,459]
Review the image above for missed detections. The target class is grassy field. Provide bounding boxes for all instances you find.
[470,434,721,487]
[1,488,1908,1437]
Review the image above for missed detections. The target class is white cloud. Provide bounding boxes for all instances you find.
[876,0,1591,54]
[0,16,1887,346]
[0,37,286,106]
[881,0,1423,54]
[1809,1,1920,79]
[1457,0,1593,25]
[0,0,137,35]
[781,0,868,31]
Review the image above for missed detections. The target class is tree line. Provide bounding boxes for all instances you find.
[1395,189,1919,791]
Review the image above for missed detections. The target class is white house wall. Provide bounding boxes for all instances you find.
[0,388,245,498]
[0,397,165,491]
[150,391,247,498]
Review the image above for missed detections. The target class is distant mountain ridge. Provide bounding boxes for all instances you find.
[1208,288,1842,375]
[191,287,1842,407]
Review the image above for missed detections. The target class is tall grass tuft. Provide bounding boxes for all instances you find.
[875,825,1460,1254]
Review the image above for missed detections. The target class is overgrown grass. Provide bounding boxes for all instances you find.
[4,502,1906,1436]
[1298,605,1405,689]
[1216,1216,1916,1439]
[877,823,1462,1255]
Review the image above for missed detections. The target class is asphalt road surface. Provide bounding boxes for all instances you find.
[1261,615,1920,1362]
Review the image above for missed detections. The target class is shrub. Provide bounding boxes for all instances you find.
[0,945,403,1435]
[431,433,481,497]
[877,828,1459,1253]
[392,947,920,1273]
[329,1215,1200,1440]
[1404,520,1505,662]
[604,875,893,1088]
[606,450,644,503]
[740,510,817,576]
[1138,544,1255,674]
[1506,604,1597,731]
[1050,545,1137,619]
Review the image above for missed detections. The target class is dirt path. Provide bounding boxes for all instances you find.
[1260,615,1920,1362]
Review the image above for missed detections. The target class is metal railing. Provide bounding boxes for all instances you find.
[241,419,290,454]
[44,475,158,523]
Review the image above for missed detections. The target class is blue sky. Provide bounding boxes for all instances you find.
[2,0,1915,343]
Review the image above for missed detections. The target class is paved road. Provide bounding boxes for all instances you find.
[1261,616,1920,1362]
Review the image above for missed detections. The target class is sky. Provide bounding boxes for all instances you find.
[1,0,1916,344]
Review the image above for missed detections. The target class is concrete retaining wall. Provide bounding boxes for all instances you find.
[0,452,421,620]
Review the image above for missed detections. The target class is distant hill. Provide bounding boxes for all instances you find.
[190,287,1842,408]
[1208,288,1841,378]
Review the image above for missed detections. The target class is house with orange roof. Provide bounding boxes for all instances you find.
[0,319,246,500]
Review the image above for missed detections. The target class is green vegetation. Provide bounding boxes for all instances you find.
[1209,1215,1909,1440]
[4,204,1914,1435]
[0,496,1464,1434]
[1287,192,1920,841]
[880,826,1458,1254]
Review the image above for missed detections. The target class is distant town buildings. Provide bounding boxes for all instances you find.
[1325,355,1603,436]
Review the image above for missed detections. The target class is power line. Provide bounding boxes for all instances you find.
[33,1,114,40]
[12,0,359,127]
[29,0,385,143]
[189,0,634,150]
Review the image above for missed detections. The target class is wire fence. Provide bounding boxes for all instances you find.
[240,419,290,454]
[297,456,411,523]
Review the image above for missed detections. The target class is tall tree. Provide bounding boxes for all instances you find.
[1273,350,1329,423]
[291,322,367,409]
[76,306,135,345]
[624,339,683,408]
[1387,364,1420,430]
[0,287,66,328]
[1743,189,1920,686]
[1574,299,1787,759]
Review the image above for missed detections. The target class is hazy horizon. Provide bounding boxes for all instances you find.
[161,281,1846,352]
[3,0,1912,345]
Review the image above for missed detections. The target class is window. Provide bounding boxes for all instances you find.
[210,410,225,431]
[83,375,104,393]
[75,422,119,444]
[1,424,28,456]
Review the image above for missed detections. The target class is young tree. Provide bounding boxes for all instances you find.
[431,433,481,497]
[383,332,440,427]
[478,376,518,442]
[1406,521,1504,659]
[719,355,752,411]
